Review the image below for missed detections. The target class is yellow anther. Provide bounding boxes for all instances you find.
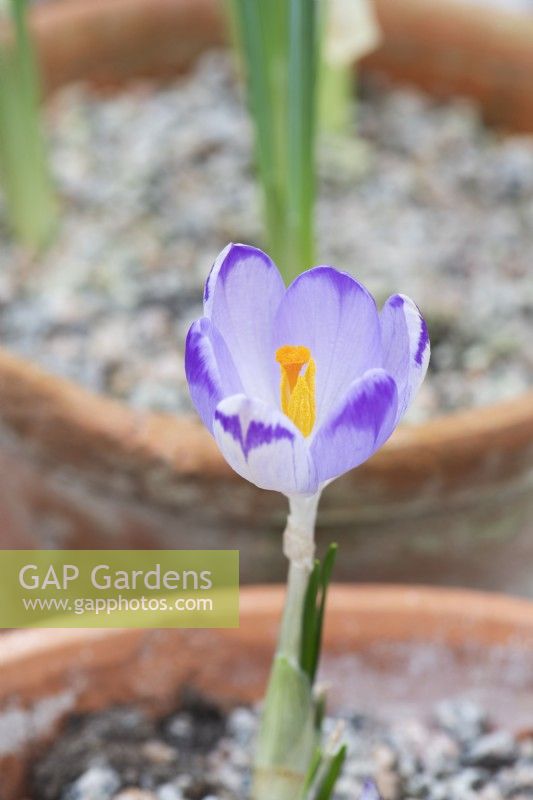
[275,345,316,437]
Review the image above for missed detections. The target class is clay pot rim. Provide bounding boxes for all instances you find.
[1,344,532,482]
[2,584,533,669]
[0,0,528,484]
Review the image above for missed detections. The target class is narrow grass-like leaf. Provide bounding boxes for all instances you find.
[228,0,319,282]
[231,0,289,271]
[314,744,347,800]
[0,0,57,248]
[304,747,323,794]
[314,685,327,732]
[299,559,320,679]
[299,543,338,683]
[286,0,319,281]
[310,543,338,681]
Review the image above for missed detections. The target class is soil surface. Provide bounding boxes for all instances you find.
[30,693,533,800]
[0,53,532,422]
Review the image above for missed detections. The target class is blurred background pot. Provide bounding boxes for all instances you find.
[0,0,532,593]
[0,585,532,799]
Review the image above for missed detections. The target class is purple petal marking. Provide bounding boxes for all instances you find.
[214,408,294,461]
[385,294,429,366]
[310,369,398,483]
[326,370,396,441]
[185,320,219,401]
[185,317,243,432]
[380,293,430,424]
[213,394,318,494]
[203,244,231,304]
[388,295,404,309]
[415,313,429,366]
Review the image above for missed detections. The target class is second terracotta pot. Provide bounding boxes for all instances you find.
[1,585,533,799]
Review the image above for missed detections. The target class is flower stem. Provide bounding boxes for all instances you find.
[251,493,321,800]
[278,559,311,661]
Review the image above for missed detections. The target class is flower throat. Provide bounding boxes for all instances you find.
[275,345,316,437]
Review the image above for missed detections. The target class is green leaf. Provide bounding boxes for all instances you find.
[303,747,323,793]
[313,686,327,732]
[226,0,319,283]
[299,543,338,684]
[314,744,347,800]
[299,559,320,679]
[311,543,338,680]
[286,0,319,280]
[0,0,57,248]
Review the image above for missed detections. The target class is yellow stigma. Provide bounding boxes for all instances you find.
[275,344,316,437]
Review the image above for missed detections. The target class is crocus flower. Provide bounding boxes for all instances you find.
[185,244,429,496]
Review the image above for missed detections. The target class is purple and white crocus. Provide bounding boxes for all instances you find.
[185,243,429,497]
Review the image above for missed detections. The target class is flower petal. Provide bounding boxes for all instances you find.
[380,294,430,423]
[185,317,243,432]
[203,243,231,314]
[213,394,318,495]
[273,267,382,422]
[310,368,398,483]
[203,243,286,404]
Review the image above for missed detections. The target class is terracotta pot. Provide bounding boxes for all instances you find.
[0,0,531,591]
[0,585,532,798]
[367,0,533,132]
[32,0,533,129]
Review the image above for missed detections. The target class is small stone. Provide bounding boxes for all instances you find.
[141,740,177,765]
[407,773,431,797]
[374,744,398,771]
[434,700,488,742]
[227,707,257,742]
[497,763,533,794]
[63,765,121,800]
[376,771,402,800]
[113,791,157,800]
[465,731,517,769]
[166,712,193,740]
[211,762,243,794]
[478,784,503,800]
[427,781,449,800]
[449,767,489,792]
[128,380,182,412]
[156,786,184,800]
[518,737,533,759]
[422,732,460,776]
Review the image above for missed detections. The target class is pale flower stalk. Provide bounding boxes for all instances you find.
[252,493,321,800]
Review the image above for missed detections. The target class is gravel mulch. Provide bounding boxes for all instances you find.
[0,53,532,422]
[30,694,533,800]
